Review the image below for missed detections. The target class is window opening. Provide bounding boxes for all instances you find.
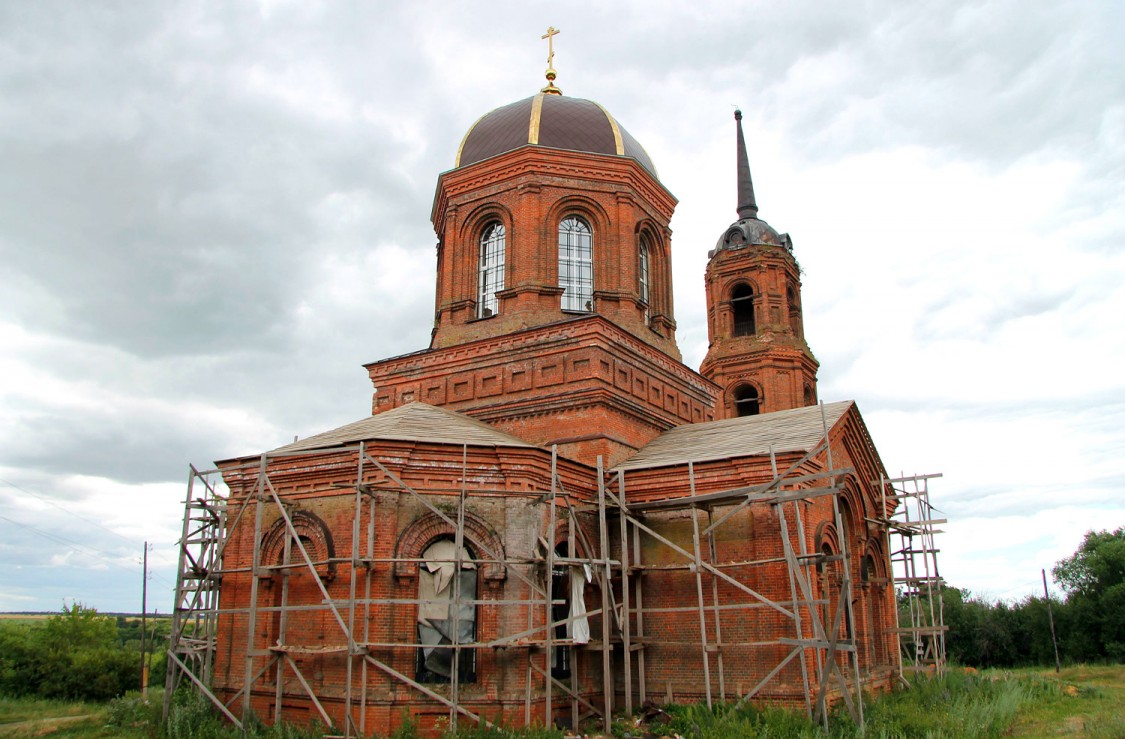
[477,222,505,318]
[733,384,760,417]
[550,543,591,679]
[559,216,593,311]
[638,236,651,324]
[731,283,755,336]
[416,539,477,683]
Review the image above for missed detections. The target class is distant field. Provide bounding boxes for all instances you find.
[0,614,51,624]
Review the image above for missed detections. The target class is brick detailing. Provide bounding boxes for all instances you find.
[393,510,507,582]
[367,315,718,467]
[260,509,336,581]
[700,242,819,417]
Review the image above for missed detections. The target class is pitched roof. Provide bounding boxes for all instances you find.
[269,402,536,454]
[613,401,854,472]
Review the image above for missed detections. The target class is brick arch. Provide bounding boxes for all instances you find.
[260,509,336,580]
[722,276,761,300]
[394,510,506,583]
[548,516,592,559]
[814,519,840,558]
[457,202,515,245]
[861,538,888,582]
[546,194,611,235]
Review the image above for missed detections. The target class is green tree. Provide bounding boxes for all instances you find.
[39,602,118,653]
[1054,527,1125,596]
[1052,527,1125,661]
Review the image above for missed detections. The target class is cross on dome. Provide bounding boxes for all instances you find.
[540,25,562,95]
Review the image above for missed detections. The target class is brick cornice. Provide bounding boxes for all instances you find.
[432,146,677,227]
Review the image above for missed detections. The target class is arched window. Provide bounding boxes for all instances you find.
[733,384,760,417]
[416,538,477,684]
[803,384,816,407]
[477,222,505,318]
[559,216,593,311]
[731,283,755,336]
[638,236,651,324]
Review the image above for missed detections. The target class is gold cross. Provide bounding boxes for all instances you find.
[542,26,560,68]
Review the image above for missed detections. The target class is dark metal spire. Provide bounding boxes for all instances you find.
[735,109,758,220]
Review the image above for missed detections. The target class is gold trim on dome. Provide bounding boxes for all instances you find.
[592,101,625,156]
[528,94,544,145]
[455,110,488,168]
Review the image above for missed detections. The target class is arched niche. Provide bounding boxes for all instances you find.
[260,509,336,582]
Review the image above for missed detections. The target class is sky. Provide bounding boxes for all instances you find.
[1,1,1122,615]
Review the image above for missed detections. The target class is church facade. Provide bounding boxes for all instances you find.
[188,63,901,736]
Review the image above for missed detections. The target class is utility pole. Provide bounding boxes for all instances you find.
[141,542,149,698]
[1042,568,1061,673]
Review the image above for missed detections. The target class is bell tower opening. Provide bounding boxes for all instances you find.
[731,283,755,337]
[733,384,761,417]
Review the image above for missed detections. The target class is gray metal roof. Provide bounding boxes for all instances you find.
[613,401,854,472]
[269,402,536,454]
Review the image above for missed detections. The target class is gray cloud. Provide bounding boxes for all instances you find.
[0,0,1122,611]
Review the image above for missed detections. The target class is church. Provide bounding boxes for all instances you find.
[167,38,911,736]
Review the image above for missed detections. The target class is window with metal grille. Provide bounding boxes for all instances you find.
[477,222,505,318]
[559,217,593,311]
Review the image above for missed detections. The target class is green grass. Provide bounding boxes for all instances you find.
[0,666,1121,737]
[1004,664,1125,738]
[609,666,1125,738]
[0,693,130,737]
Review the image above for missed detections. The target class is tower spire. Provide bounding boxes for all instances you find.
[735,109,758,220]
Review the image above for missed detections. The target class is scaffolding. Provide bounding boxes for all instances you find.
[166,425,932,735]
[880,473,946,677]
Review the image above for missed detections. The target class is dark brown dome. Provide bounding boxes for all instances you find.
[455,94,658,178]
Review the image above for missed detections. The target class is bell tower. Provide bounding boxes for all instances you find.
[699,110,818,418]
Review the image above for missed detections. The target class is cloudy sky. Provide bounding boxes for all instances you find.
[1,1,1121,615]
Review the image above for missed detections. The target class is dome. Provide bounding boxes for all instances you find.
[455,94,658,178]
[710,218,792,258]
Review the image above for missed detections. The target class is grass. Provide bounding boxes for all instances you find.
[0,694,122,737]
[0,665,1122,737]
[1004,664,1125,738]
[609,665,1125,738]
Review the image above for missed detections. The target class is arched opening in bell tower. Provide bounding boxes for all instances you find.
[733,384,761,417]
[730,283,755,337]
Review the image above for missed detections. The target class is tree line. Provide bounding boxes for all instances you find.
[940,527,1125,668]
[0,603,168,701]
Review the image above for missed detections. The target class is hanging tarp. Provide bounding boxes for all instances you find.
[568,563,592,645]
[417,540,477,679]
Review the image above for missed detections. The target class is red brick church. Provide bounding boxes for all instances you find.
[172,52,905,736]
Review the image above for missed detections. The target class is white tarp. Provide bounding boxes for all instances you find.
[568,563,592,645]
